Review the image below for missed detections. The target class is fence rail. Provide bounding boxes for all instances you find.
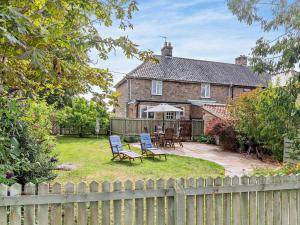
[1,175,300,225]
[110,118,204,139]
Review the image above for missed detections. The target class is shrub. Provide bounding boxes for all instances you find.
[229,79,300,161]
[205,118,238,151]
[57,97,110,137]
[123,135,139,143]
[253,163,300,176]
[198,135,216,144]
[0,96,57,185]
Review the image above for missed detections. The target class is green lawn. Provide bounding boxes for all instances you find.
[53,136,224,183]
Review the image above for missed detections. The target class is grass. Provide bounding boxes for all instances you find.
[53,136,224,184]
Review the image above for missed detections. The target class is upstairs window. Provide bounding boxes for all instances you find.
[152,80,163,95]
[201,83,210,98]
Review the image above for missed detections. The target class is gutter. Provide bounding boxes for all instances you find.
[133,99,192,105]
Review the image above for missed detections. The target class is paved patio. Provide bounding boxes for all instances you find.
[156,142,278,176]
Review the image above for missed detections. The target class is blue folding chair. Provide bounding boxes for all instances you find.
[109,135,143,164]
[139,133,167,160]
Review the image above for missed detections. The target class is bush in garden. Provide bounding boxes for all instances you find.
[57,97,110,137]
[205,118,238,151]
[0,96,57,185]
[253,163,300,176]
[229,78,300,161]
[198,135,216,144]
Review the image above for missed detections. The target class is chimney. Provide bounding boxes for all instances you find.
[235,55,247,66]
[161,42,173,57]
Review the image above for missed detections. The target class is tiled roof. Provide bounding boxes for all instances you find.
[125,55,270,87]
[202,104,231,120]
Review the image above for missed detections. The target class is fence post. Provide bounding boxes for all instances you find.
[174,179,186,225]
[109,119,112,135]
[123,119,127,137]
[191,120,194,140]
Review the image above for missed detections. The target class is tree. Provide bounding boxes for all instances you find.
[228,88,262,139]
[227,0,300,76]
[57,97,109,137]
[1,0,156,100]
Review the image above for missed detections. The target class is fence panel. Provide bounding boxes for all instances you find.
[24,183,35,225]
[9,183,22,225]
[0,184,7,225]
[77,182,87,225]
[110,118,204,139]
[1,175,300,225]
[50,183,62,225]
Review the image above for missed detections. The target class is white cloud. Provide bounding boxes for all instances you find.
[89,0,281,87]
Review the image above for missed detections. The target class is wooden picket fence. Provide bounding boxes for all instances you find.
[1,175,300,225]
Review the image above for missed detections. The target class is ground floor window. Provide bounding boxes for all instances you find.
[176,107,185,119]
[164,107,185,120]
[165,112,175,120]
[140,105,155,119]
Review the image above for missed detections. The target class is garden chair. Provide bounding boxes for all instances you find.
[173,127,184,148]
[164,128,175,148]
[144,127,158,147]
[139,133,167,160]
[108,135,143,164]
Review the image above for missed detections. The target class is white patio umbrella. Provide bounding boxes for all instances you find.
[145,103,183,131]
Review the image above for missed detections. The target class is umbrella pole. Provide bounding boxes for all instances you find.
[163,112,165,132]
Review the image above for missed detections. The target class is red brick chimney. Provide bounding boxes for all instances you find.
[161,42,173,57]
[235,55,247,66]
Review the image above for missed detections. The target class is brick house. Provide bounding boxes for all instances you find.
[114,42,269,122]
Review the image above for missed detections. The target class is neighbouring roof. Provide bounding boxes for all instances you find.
[202,104,231,120]
[118,55,270,87]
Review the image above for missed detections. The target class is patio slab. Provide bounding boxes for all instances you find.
[140,142,279,176]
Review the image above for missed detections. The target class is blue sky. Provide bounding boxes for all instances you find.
[90,0,279,86]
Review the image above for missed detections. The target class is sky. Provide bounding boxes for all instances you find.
[89,0,280,88]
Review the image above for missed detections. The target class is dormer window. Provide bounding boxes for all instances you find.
[201,83,210,98]
[152,80,163,95]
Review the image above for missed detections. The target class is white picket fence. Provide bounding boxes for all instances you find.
[1,175,300,225]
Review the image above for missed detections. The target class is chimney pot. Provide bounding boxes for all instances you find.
[161,42,173,57]
[235,55,247,66]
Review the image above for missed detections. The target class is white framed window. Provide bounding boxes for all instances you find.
[140,105,155,119]
[151,80,163,95]
[201,83,210,98]
[165,112,175,120]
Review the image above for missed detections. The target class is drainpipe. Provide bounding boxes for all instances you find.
[136,102,140,118]
[126,77,131,118]
[129,78,132,100]
[229,83,234,99]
